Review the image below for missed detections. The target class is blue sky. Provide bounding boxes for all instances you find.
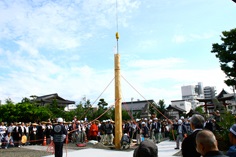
[0,0,236,106]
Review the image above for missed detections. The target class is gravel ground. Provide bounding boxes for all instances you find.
[0,146,52,157]
[0,143,84,157]
[0,142,131,157]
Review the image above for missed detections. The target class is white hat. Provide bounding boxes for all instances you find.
[178,119,182,124]
[149,120,152,122]
[230,124,236,136]
[154,118,158,120]
[181,116,184,119]
[57,118,63,123]
[141,122,146,125]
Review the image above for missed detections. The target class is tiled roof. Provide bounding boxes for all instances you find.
[34,93,75,105]
[122,100,154,111]
[166,105,186,112]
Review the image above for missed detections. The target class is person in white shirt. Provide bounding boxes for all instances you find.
[7,123,15,134]
[0,122,7,136]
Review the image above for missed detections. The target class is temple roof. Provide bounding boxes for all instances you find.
[196,95,234,102]
[166,105,186,112]
[217,89,229,99]
[33,93,75,107]
[122,100,154,111]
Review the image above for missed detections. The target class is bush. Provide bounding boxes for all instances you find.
[214,111,235,151]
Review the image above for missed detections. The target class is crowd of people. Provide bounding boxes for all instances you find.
[1,114,236,157]
[0,116,170,149]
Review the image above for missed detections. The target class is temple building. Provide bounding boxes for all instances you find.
[31,93,75,107]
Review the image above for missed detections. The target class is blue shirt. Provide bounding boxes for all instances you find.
[227,145,236,157]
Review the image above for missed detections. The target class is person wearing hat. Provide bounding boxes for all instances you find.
[147,120,153,139]
[196,129,228,157]
[105,119,114,145]
[29,123,38,145]
[70,120,77,143]
[45,122,53,145]
[51,118,67,157]
[151,118,161,143]
[133,140,158,157]
[141,122,149,141]
[76,120,86,144]
[175,119,187,149]
[120,132,130,150]
[12,122,25,147]
[135,119,142,145]
[130,121,137,142]
[227,124,236,157]
[99,120,106,144]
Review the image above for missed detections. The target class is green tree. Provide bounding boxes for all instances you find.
[84,99,92,109]
[44,99,65,119]
[211,28,236,86]
[75,103,85,120]
[110,107,131,121]
[97,98,108,110]
[94,98,110,121]
[122,109,131,120]
[5,98,14,105]
[0,103,17,122]
[194,106,204,114]
[214,111,235,150]
[82,99,94,120]
[149,101,158,115]
[155,100,166,118]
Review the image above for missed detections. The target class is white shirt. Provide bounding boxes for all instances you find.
[0,125,7,134]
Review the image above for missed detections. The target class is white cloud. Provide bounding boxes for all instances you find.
[0,0,140,50]
[0,0,234,107]
[172,35,186,43]
[137,40,159,50]
[189,32,215,40]
[126,58,185,68]
[0,52,231,106]
[16,41,39,56]
[172,32,216,44]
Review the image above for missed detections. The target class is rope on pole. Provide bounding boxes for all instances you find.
[78,77,115,120]
[121,75,175,140]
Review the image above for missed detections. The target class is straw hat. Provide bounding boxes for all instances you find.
[32,123,38,126]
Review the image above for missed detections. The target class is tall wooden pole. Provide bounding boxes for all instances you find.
[114,32,122,149]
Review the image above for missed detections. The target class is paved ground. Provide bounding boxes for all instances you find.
[0,140,181,157]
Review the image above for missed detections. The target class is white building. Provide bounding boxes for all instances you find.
[64,104,77,111]
[171,100,192,113]
[224,93,236,114]
[204,86,216,99]
[181,82,204,109]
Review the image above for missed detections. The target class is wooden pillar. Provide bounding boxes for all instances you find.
[114,53,122,149]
